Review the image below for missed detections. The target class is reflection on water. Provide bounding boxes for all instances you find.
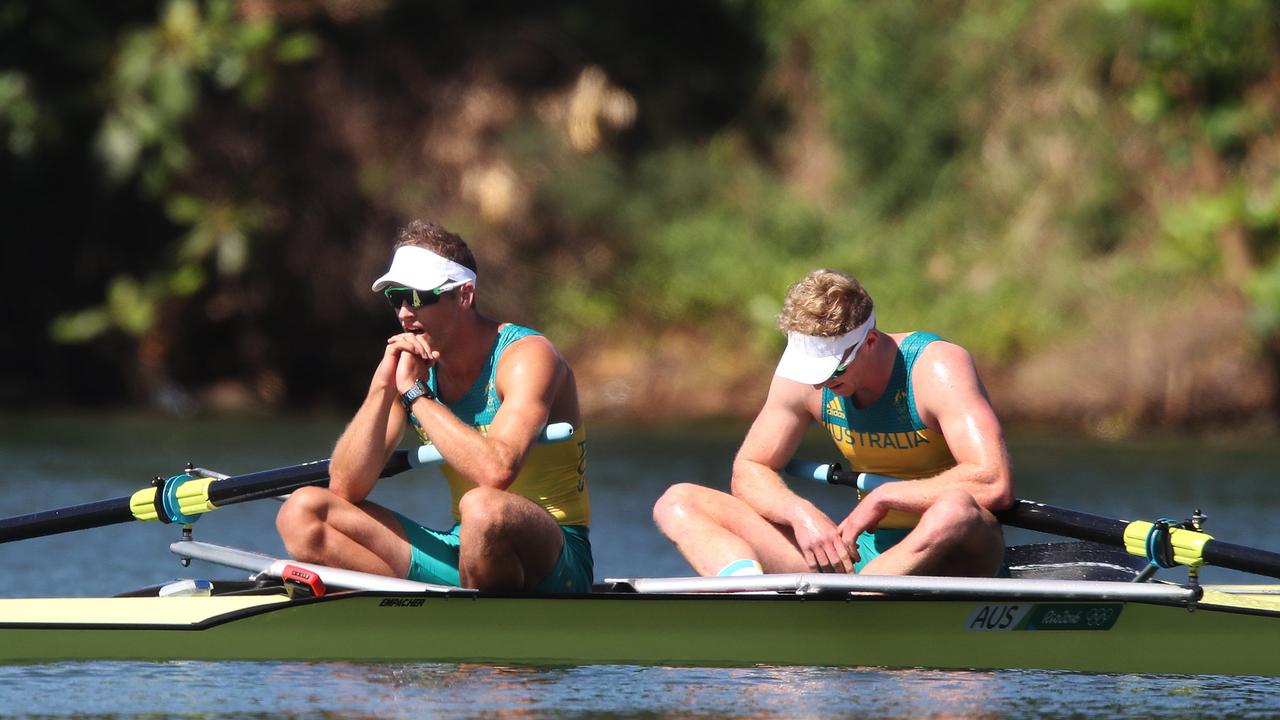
[2,413,1280,717]
[2,661,1277,718]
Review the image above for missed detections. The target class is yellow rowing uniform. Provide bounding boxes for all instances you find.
[407,323,590,527]
[440,425,588,525]
[820,332,955,529]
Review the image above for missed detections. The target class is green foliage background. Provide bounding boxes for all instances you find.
[3,0,1278,429]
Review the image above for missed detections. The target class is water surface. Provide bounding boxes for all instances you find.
[1,413,1278,718]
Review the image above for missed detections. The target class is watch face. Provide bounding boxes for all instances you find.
[404,380,431,403]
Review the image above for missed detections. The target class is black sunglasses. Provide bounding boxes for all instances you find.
[826,335,867,382]
[383,286,449,310]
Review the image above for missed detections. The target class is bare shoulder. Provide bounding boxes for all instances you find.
[762,372,825,421]
[910,337,994,429]
[912,337,980,385]
[495,330,568,373]
[738,374,824,464]
[494,331,570,398]
[747,371,824,440]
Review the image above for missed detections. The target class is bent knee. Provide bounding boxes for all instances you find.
[935,488,984,515]
[457,485,506,514]
[457,486,521,532]
[918,490,995,537]
[275,487,334,550]
[276,486,329,524]
[652,483,710,529]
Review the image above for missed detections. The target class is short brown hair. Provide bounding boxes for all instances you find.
[777,269,874,336]
[394,220,478,274]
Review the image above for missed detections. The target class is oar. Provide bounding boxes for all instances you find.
[0,423,575,544]
[171,539,475,594]
[787,459,1280,581]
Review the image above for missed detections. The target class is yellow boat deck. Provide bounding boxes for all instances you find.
[0,594,291,625]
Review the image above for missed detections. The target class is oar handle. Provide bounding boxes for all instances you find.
[785,459,843,485]
[208,421,576,508]
[218,421,577,503]
[0,422,577,544]
[406,422,575,467]
[783,460,895,492]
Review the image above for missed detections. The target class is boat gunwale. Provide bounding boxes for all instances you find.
[5,581,1280,633]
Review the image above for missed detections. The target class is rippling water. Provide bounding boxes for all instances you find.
[3,662,1278,718]
[1,413,1279,718]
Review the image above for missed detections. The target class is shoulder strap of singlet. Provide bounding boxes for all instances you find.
[899,332,943,428]
[425,323,542,426]
[819,331,945,430]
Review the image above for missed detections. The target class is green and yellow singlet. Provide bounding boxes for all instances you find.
[406,324,590,527]
[820,332,955,529]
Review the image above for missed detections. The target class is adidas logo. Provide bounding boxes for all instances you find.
[826,397,846,420]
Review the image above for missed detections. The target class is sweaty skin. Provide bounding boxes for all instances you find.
[654,329,1010,578]
[279,282,584,591]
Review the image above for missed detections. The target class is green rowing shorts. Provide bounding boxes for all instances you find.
[853,528,910,573]
[392,513,593,594]
[853,528,1009,577]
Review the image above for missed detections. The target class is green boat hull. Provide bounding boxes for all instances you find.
[2,588,1278,675]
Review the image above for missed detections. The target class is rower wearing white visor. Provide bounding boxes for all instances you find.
[277,219,592,593]
[654,268,1011,578]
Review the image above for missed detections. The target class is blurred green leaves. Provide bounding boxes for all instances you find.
[20,0,1280,405]
[531,0,1280,365]
[1157,188,1239,274]
[0,71,40,156]
[54,0,317,344]
[167,194,267,276]
[96,0,317,190]
[51,194,266,345]
[51,270,200,343]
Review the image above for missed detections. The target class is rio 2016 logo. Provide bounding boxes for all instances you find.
[966,603,1121,631]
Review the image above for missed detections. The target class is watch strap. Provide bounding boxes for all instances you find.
[400,379,434,408]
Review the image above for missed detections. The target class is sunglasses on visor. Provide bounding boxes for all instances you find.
[829,358,853,380]
[827,335,868,381]
[383,286,449,310]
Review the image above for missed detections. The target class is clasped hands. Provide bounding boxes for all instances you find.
[377,332,441,395]
[793,496,886,574]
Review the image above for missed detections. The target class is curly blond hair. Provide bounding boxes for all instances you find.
[777,269,874,336]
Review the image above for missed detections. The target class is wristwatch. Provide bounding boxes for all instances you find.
[400,379,435,408]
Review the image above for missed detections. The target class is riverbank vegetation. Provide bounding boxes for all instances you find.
[3,0,1278,435]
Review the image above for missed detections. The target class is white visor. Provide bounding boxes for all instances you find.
[371,245,478,293]
[774,310,876,384]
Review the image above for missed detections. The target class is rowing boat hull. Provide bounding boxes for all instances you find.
[2,586,1278,674]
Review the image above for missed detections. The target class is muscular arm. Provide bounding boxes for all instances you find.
[328,343,411,503]
[732,376,855,573]
[402,335,567,490]
[840,342,1012,537]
